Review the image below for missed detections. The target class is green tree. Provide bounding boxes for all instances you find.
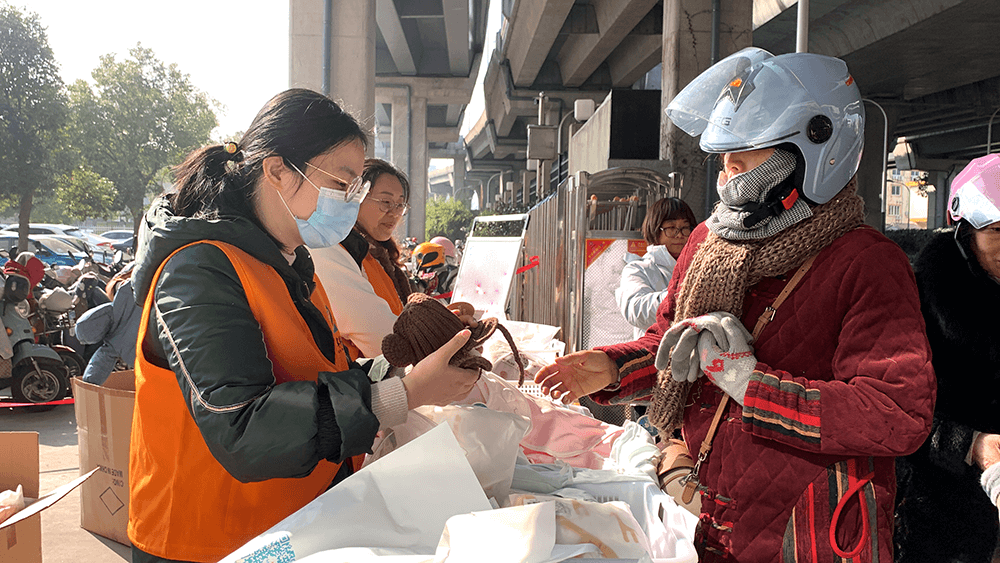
[425,196,475,241]
[67,44,218,231]
[55,166,115,220]
[0,3,68,250]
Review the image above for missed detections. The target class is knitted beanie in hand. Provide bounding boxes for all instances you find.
[381,293,526,384]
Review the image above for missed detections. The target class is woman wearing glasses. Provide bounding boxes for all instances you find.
[313,158,412,358]
[615,197,697,339]
[127,89,480,563]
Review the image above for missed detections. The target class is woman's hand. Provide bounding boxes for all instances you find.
[402,329,481,409]
[972,432,1000,471]
[534,350,619,403]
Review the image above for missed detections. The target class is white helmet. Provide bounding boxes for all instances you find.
[666,47,865,204]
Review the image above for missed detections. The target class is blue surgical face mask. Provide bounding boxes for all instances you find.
[280,163,369,248]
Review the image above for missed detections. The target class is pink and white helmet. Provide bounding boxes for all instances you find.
[949,154,1000,228]
[429,236,456,259]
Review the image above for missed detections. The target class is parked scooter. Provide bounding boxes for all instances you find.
[34,285,87,380]
[0,257,72,403]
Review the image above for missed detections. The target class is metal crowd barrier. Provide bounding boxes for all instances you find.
[512,167,678,353]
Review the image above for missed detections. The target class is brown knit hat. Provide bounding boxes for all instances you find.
[381,293,526,385]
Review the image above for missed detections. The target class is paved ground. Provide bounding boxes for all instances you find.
[1,402,130,562]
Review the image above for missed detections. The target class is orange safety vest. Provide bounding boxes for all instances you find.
[128,241,352,562]
[343,253,404,359]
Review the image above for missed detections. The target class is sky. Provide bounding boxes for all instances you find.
[17,0,499,153]
[17,0,289,138]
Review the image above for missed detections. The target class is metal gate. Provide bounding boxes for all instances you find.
[512,167,678,353]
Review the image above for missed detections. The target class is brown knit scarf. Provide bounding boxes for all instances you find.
[647,178,866,434]
[356,228,412,304]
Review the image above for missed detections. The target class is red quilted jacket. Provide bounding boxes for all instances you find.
[595,223,936,562]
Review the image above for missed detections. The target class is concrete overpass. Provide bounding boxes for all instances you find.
[290,0,1000,234]
[464,0,1000,228]
[289,0,489,238]
[754,0,1000,227]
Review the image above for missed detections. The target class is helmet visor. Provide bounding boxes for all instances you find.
[665,47,773,137]
[698,60,831,153]
[951,183,1000,229]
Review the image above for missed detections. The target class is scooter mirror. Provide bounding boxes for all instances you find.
[3,273,31,303]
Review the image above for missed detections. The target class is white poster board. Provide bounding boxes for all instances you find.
[451,236,523,316]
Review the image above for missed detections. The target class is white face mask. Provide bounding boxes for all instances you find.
[279,162,369,248]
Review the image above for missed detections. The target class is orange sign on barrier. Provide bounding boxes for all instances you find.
[627,239,648,257]
[585,239,614,268]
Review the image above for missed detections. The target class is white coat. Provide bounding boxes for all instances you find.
[614,245,677,340]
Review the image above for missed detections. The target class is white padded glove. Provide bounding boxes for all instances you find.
[697,327,756,406]
[655,312,753,383]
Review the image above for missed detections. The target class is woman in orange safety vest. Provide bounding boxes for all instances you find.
[312,158,413,359]
[127,89,480,563]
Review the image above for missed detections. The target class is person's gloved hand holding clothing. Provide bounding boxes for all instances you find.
[655,311,756,405]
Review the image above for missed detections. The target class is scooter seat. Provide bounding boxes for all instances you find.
[38,287,74,313]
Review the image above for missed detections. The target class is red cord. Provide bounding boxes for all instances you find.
[828,471,874,558]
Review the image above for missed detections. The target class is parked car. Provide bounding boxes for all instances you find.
[79,231,116,248]
[100,230,134,241]
[2,223,108,261]
[1,223,90,247]
[0,234,82,267]
[37,235,115,265]
[40,235,114,265]
[41,235,89,255]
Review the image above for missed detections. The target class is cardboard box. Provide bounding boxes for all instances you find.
[0,432,96,563]
[72,370,135,546]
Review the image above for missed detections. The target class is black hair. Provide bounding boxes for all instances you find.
[170,89,369,247]
[358,158,410,266]
[642,197,697,245]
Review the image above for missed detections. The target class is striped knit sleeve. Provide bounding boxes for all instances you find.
[741,370,821,447]
[590,347,658,405]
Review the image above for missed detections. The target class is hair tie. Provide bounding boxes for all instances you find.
[222,142,243,173]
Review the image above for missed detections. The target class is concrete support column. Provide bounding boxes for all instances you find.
[857,103,899,230]
[391,94,411,179]
[290,0,376,153]
[453,155,466,202]
[659,0,752,222]
[410,96,429,239]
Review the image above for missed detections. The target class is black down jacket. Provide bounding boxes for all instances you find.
[895,228,1000,563]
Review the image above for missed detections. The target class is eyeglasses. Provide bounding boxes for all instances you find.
[305,162,370,202]
[366,197,410,216]
[658,226,692,238]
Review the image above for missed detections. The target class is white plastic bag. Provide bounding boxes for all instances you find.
[418,404,529,503]
[458,370,626,470]
[365,403,529,504]
[481,320,565,382]
[0,485,24,525]
[511,464,699,563]
[222,424,492,563]
[509,494,655,560]
[364,410,439,466]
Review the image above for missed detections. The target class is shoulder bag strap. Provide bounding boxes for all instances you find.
[681,254,818,504]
